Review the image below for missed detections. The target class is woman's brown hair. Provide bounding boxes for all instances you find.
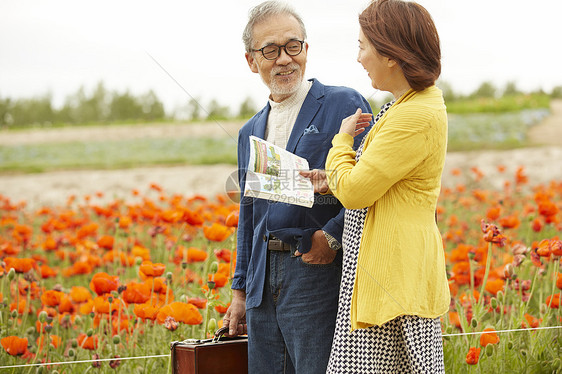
[359,0,441,91]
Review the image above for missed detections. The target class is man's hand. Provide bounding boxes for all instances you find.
[339,108,372,137]
[224,289,247,337]
[299,169,329,194]
[294,230,337,264]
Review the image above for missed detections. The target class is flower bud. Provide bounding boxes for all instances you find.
[208,318,217,333]
[7,268,16,281]
[496,291,504,300]
[166,272,173,281]
[26,326,35,335]
[181,262,188,269]
[10,310,18,319]
[208,281,216,290]
[135,257,143,266]
[490,298,498,309]
[86,328,94,337]
[45,324,53,333]
[68,348,75,357]
[71,339,78,348]
[113,335,121,345]
[38,311,48,323]
[507,341,513,350]
[503,263,515,279]
[471,318,478,328]
[210,261,219,274]
[486,344,494,357]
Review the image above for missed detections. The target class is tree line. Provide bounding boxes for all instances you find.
[1,81,560,128]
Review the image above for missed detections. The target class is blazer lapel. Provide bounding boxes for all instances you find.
[286,79,323,153]
[251,104,270,139]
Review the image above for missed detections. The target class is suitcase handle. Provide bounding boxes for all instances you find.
[212,326,230,343]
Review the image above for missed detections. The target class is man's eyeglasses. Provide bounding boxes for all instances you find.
[251,40,305,60]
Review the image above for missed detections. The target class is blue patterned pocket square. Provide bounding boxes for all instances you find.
[303,124,319,135]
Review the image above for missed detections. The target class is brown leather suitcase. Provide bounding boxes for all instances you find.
[170,327,248,374]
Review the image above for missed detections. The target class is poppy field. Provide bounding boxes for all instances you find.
[0,165,561,373]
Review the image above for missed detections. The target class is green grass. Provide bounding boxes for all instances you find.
[0,137,238,173]
[447,109,550,151]
[445,94,550,114]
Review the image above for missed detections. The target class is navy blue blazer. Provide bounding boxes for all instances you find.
[232,79,372,309]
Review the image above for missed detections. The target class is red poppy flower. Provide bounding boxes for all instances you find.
[41,290,64,307]
[225,211,239,228]
[485,279,505,296]
[522,313,540,329]
[134,302,160,321]
[97,235,114,250]
[546,294,560,309]
[89,272,119,296]
[4,257,36,273]
[203,223,233,242]
[480,328,500,346]
[1,336,28,356]
[156,302,203,325]
[139,261,166,279]
[188,297,207,309]
[466,347,481,365]
[122,282,151,304]
[70,286,93,303]
[37,335,62,350]
[77,333,98,350]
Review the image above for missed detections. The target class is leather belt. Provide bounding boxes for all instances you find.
[267,235,291,252]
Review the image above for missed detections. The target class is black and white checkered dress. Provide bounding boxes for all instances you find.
[327,102,445,373]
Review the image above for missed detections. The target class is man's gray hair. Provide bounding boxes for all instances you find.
[242,1,307,53]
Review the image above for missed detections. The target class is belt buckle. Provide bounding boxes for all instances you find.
[268,239,284,251]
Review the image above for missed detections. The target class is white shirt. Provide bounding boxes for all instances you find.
[265,80,313,149]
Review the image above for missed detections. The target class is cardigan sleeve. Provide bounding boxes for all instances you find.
[326,109,434,210]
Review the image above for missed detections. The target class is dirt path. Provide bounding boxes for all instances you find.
[1,102,561,209]
[528,99,562,146]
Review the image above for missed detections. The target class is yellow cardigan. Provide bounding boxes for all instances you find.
[326,85,450,329]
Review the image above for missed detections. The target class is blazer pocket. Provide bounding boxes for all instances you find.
[295,133,331,169]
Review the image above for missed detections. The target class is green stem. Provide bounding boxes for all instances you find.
[478,242,494,307]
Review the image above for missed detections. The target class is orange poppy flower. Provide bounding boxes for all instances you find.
[480,328,500,346]
[77,333,98,350]
[187,297,207,309]
[208,272,229,288]
[466,347,481,365]
[97,235,114,250]
[522,313,540,329]
[89,272,119,296]
[215,302,230,314]
[118,215,132,229]
[122,282,151,304]
[70,286,93,303]
[139,261,166,278]
[37,334,62,350]
[132,245,151,261]
[156,302,203,325]
[531,218,543,232]
[41,290,64,307]
[40,264,57,279]
[183,210,204,226]
[42,235,58,251]
[76,222,99,240]
[448,311,461,329]
[4,257,36,273]
[144,277,168,294]
[225,211,239,228]
[485,279,505,296]
[93,295,122,314]
[498,214,520,229]
[485,206,501,221]
[134,302,160,321]
[79,300,95,315]
[546,294,560,309]
[214,248,231,263]
[1,336,28,356]
[203,223,233,242]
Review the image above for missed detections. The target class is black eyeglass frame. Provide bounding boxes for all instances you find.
[251,40,305,60]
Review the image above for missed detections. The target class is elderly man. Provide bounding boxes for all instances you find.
[224,2,372,373]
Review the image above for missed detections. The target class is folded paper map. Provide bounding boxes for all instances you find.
[244,136,314,208]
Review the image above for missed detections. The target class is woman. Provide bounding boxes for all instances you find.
[324,0,450,372]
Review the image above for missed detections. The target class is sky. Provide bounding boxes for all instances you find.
[1,0,561,116]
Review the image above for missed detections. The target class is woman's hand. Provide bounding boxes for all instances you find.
[299,169,329,194]
[339,108,372,137]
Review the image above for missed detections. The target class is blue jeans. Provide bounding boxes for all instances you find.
[247,250,342,374]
